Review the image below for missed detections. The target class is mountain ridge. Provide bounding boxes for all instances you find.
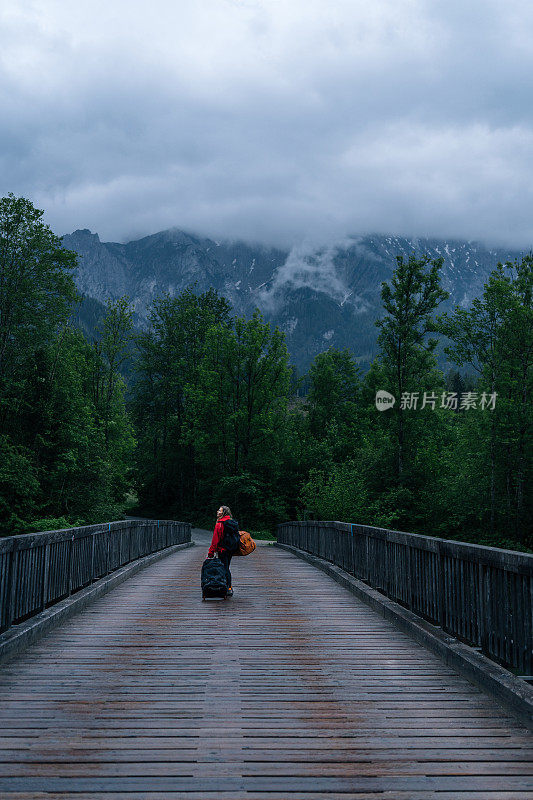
[63,227,524,370]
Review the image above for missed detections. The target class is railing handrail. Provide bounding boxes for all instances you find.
[277,519,533,675]
[0,519,183,550]
[278,520,533,569]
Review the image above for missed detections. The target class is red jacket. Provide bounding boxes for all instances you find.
[208,515,231,556]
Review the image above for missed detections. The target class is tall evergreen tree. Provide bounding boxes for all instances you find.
[132,291,292,526]
[375,253,449,480]
[132,288,232,516]
[0,195,134,533]
[307,348,360,448]
[193,310,291,521]
[0,194,78,432]
[438,257,533,544]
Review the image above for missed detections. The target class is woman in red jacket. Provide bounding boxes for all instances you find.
[207,505,234,596]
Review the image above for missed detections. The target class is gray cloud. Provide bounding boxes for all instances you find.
[1,0,533,248]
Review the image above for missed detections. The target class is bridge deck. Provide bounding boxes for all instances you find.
[0,534,531,799]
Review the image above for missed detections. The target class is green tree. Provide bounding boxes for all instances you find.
[375,253,448,479]
[92,296,134,447]
[307,348,360,448]
[0,195,134,533]
[132,290,293,528]
[199,311,290,471]
[297,348,364,521]
[191,310,292,523]
[132,288,232,516]
[0,194,78,432]
[438,257,533,544]
[302,255,450,533]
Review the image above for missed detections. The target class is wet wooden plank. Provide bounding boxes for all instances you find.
[1,775,533,791]
[1,760,533,777]
[4,793,533,800]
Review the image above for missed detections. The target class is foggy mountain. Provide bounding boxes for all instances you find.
[64,227,524,370]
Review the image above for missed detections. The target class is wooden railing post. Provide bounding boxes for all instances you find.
[67,533,74,597]
[479,560,490,657]
[41,543,50,611]
[90,531,96,584]
[105,525,111,575]
[363,528,369,583]
[6,545,19,630]
[436,540,445,630]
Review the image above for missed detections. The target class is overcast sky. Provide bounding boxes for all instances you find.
[2,0,533,248]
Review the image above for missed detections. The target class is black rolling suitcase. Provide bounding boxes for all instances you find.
[201,556,228,600]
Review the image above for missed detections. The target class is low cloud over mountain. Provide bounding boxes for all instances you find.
[64,226,524,370]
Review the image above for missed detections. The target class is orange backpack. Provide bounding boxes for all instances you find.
[237,530,256,556]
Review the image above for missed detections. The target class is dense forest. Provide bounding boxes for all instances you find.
[1,195,531,550]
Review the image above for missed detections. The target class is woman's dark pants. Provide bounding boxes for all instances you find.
[219,551,232,588]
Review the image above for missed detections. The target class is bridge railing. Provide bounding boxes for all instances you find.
[0,519,191,634]
[277,520,533,676]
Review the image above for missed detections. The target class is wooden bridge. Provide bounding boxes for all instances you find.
[0,522,532,798]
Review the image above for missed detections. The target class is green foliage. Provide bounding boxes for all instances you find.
[132,287,232,517]
[0,194,78,394]
[305,348,362,465]
[437,257,533,545]
[22,517,72,533]
[251,530,277,540]
[0,436,39,532]
[132,291,292,528]
[307,348,360,433]
[375,252,449,480]
[0,196,134,535]
[297,257,450,534]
